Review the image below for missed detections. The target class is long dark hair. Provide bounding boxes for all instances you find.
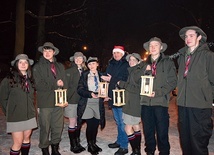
[7,60,35,91]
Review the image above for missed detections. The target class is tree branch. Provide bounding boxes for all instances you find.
[48,31,82,41]
[0,20,14,24]
[171,4,200,26]
[26,0,87,19]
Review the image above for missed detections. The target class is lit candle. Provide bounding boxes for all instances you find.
[117,96,121,103]
[145,85,149,94]
[101,88,105,96]
[59,92,63,103]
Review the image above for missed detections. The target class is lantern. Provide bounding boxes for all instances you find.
[98,82,109,98]
[140,76,154,96]
[54,89,68,107]
[113,89,125,106]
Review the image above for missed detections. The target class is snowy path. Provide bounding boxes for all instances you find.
[0,96,214,155]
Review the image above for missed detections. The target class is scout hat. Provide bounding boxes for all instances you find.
[179,26,207,43]
[11,54,34,66]
[69,52,86,62]
[126,53,142,62]
[143,37,167,52]
[38,42,59,55]
[87,57,98,64]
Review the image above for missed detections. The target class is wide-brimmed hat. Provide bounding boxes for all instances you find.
[38,42,59,55]
[11,54,34,66]
[87,57,98,64]
[179,26,207,43]
[69,52,86,62]
[143,37,167,52]
[126,53,142,62]
[112,46,125,56]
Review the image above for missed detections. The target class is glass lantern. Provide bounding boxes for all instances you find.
[140,76,154,96]
[54,89,68,107]
[113,89,125,106]
[98,82,109,98]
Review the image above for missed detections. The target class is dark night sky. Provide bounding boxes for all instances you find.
[0,0,214,72]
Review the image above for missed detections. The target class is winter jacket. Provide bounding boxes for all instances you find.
[65,64,83,105]
[77,70,106,130]
[177,43,214,108]
[33,56,67,108]
[140,53,177,107]
[0,73,36,122]
[119,61,148,117]
[105,56,129,108]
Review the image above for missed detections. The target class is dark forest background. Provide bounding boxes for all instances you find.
[0,0,214,76]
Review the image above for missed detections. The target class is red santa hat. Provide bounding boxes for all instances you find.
[112,46,125,56]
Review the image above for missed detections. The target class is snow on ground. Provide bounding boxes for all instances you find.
[0,96,214,155]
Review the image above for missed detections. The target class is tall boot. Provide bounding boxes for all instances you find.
[41,147,50,155]
[86,128,98,155]
[75,127,85,152]
[134,130,142,154]
[51,144,61,155]
[68,129,82,153]
[88,141,98,155]
[20,143,31,155]
[91,131,102,153]
[90,119,101,153]
[92,139,102,152]
[131,148,141,155]
[129,134,141,155]
[10,148,20,155]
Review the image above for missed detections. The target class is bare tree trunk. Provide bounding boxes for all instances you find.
[14,0,25,57]
[35,0,47,60]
